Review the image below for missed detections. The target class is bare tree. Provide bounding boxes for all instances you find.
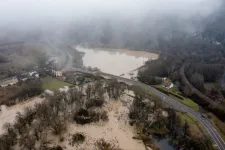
[32,120,45,140]
[0,134,14,150]
[24,107,36,126]
[49,114,66,135]
[3,123,16,136]
[86,84,92,99]
[183,120,189,137]
[21,135,36,150]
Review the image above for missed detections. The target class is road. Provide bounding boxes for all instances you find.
[179,63,216,105]
[64,68,225,150]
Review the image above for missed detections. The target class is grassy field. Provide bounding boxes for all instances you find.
[154,85,199,111]
[204,82,221,90]
[176,111,205,139]
[169,95,199,111]
[206,113,225,141]
[41,76,72,91]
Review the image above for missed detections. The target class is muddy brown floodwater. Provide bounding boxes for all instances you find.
[75,46,158,79]
[0,97,44,135]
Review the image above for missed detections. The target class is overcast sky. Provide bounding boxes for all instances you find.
[0,0,223,45]
[0,0,222,27]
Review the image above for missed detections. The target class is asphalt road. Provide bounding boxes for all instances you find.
[110,73,225,150]
[65,68,225,150]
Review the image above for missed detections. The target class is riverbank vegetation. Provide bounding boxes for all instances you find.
[138,50,225,122]
[0,79,128,150]
[154,85,199,111]
[0,43,48,80]
[206,113,225,141]
[0,77,216,150]
[0,79,42,106]
[128,86,214,150]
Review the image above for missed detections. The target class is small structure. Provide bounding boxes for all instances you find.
[164,82,174,89]
[214,41,221,45]
[17,74,29,81]
[29,71,37,76]
[0,77,18,87]
[44,89,54,96]
[34,73,39,78]
[52,70,62,77]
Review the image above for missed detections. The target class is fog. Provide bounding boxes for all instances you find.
[0,0,223,46]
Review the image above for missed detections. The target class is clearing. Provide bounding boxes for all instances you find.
[41,76,72,91]
[176,111,205,139]
[154,85,199,111]
[206,113,225,141]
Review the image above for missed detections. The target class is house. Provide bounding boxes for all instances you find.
[164,82,174,89]
[215,42,221,45]
[29,71,37,76]
[52,70,62,77]
[34,73,39,78]
[0,77,18,87]
[44,89,54,96]
[17,74,29,81]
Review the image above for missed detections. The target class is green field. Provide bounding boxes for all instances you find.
[169,95,199,111]
[206,113,225,141]
[177,111,199,125]
[176,111,206,138]
[154,85,199,111]
[41,76,72,91]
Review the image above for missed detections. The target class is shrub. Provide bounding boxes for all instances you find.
[95,139,121,150]
[86,98,104,109]
[50,145,63,150]
[74,108,92,124]
[74,108,108,124]
[89,109,108,122]
[70,133,85,146]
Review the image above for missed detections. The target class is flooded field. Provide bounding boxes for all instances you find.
[75,47,158,78]
[0,97,44,135]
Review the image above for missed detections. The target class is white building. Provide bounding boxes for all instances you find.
[44,89,54,96]
[0,77,19,87]
[52,70,62,77]
[29,71,37,76]
[34,74,39,78]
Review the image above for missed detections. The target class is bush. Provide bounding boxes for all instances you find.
[86,98,104,109]
[70,133,85,146]
[95,139,121,150]
[74,108,108,124]
[74,108,92,124]
[89,109,108,122]
[50,145,63,150]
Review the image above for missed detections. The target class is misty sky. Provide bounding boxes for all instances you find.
[0,0,223,45]
[0,0,222,28]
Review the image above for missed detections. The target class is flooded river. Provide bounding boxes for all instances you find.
[75,47,158,78]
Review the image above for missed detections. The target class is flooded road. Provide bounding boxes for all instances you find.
[75,47,158,78]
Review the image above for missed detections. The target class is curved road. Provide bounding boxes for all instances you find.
[65,68,225,150]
